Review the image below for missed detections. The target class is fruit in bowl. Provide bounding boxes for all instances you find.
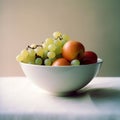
[16,32,103,95]
[62,40,85,61]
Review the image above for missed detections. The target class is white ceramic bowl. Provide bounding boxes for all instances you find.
[19,58,103,95]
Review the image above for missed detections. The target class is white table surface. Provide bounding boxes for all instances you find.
[0,77,120,120]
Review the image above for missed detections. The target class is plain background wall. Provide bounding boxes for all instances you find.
[0,0,120,76]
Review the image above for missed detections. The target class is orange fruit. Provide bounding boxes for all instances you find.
[52,58,70,66]
[62,40,85,61]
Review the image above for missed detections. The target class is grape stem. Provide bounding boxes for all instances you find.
[55,35,63,40]
[26,45,42,50]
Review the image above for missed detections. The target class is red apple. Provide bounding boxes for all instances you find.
[62,40,85,61]
[80,51,98,65]
[52,58,70,66]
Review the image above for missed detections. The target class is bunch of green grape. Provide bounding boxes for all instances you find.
[16,32,70,66]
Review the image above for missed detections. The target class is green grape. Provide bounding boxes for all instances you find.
[26,56,35,64]
[22,54,35,63]
[43,50,48,59]
[62,34,70,41]
[53,31,62,39]
[47,51,56,59]
[71,59,80,66]
[29,56,35,63]
[21,56,29,63]
[54,39,62,47]
[55,46,62,55]
[28,48,35,57]
[35,57,42,65]
[44,59,52,66]
[34,47,44,57]
[16,54,24,62]
[49,57,56,63]
[20,49,29,58]
[45,38,54,44]
[48,44,56,52]
[42,42,48,50]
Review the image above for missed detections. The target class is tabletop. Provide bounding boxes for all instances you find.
[0,77,120,120]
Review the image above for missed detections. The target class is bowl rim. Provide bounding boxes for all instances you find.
[19,58,103,68]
